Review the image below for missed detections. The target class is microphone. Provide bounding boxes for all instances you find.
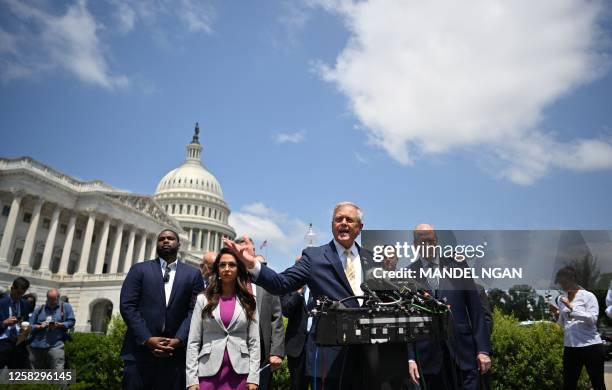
[360,282,382,302]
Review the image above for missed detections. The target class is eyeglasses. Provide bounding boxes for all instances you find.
[163,265,171,283]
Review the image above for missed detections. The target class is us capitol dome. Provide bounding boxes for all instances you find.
[154,123,235,258]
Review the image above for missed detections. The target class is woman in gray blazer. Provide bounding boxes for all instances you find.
[186,248,260,390]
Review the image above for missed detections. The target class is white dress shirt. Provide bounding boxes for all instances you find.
[159,257,178,306]
[557,289,602,347]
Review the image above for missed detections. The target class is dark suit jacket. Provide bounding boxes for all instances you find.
[280,291,308,358]
[406,257,492,373]
[0,295,31,332]
[119,258,204,364]
[256,285,285,363]
[255,240,373,379]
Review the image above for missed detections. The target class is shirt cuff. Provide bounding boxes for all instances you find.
[248,261,262,281]
[606,305,612,319]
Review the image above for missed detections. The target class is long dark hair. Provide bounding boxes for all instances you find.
[201,247,256,321]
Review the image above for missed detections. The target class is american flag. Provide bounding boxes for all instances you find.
[259,240,268,250]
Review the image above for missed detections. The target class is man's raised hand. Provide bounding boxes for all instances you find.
[222,236,257,269]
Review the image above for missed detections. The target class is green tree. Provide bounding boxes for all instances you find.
[507,284,537,321]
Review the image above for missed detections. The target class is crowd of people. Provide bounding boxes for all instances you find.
[115,201,496,390]
[3,200,612,390]
[0,277,75,371]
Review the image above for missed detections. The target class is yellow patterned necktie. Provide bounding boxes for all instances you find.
[344,249,357,295]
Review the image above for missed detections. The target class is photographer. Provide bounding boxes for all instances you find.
[550,266,605,390]
[29,288,75,370]
[0,277,32,369]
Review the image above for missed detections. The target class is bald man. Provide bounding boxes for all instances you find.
[200,252,216,289]
[407,224,492,390]
[29,288,75,369]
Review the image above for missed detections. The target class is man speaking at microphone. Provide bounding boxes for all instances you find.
[225,201,374,390]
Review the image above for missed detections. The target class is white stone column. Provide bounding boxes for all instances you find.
[18,198,44,267]
[198,229,203,251]
[40,206,61,272]
[94,217,111,274]
[59,214,78,274]
[206,230,211,251]
[135,231,147,263]
[0,193,24,263]
[187,228,193,250]
[148,234,157,259]
[122,227,136,273]
[109,222,124,274]
[76,212,96,274]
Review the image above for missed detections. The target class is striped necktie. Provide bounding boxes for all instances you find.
[344,249,358,295]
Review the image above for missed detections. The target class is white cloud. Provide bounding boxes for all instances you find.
[354,151,367,164]
[273,131,306,144]
[229,202,311,257]
[275,0,311,48]
[314,0,612,184]
[1,0,128,89]
[177,0,216,33]
[110,0,216,35]
[114,2,136,34]
[0,0,216,88]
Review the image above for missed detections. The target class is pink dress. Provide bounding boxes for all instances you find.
[199,295,248,390]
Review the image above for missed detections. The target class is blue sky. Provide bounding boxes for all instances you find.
[1,0,612,271]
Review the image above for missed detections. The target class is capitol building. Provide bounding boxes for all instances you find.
[0,124,235,332]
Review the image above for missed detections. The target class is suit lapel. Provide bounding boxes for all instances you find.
[357,244,370,281]
[151,259,166,306]
[324,241,352,294]
[227,298,242,331]
[213,301,226,331]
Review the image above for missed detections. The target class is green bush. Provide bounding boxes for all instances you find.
[64,330,123,389]
[25,308,601,390]
[491,309,590,390]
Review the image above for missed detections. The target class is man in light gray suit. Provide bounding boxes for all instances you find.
[235,238,285,390]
